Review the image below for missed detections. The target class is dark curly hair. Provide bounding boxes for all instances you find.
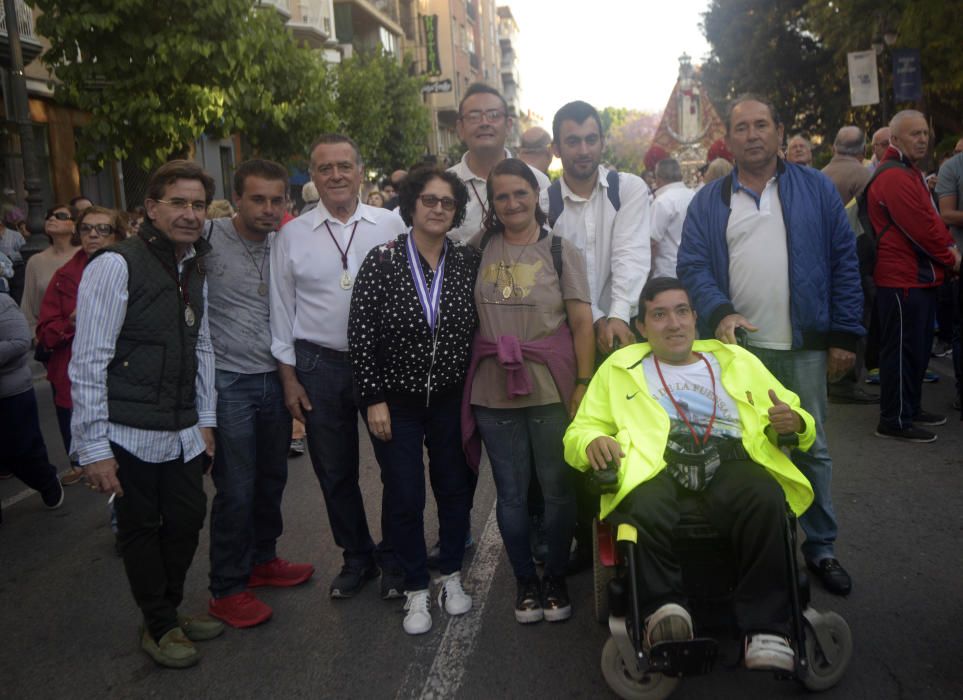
[481,158,547,234]
[397,166,468,230]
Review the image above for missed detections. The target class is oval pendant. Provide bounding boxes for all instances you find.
[340,270,353,290]
[184,305,196,327]
[257,281,268,297]
[502,285,512,299]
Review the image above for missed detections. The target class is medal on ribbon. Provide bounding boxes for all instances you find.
[406,232,447,334]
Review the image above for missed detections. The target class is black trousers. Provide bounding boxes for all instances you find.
[0,388,59,522]
[614,460,790,636]
[113,443,207,642]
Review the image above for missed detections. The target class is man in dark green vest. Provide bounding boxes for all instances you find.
[71,160,222,668]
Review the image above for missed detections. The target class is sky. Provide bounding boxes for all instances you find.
[506,0,712,126]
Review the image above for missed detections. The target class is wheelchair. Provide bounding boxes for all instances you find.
[591,489,853,699]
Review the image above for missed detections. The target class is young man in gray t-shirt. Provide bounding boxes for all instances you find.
[204,160,315,629]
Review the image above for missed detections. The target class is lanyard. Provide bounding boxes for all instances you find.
[468,181,489,221]
[654,353,717,448]
[323,220,360,271]
[406,231,447,333]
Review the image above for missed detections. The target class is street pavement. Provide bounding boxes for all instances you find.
[2,356,963,699]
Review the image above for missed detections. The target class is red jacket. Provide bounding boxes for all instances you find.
[868,146,956,288]
[36,249,88,409]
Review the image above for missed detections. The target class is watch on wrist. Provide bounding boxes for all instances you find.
[576,377,592,386]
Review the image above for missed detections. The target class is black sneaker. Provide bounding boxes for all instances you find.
[514,577,543,624]
[380,567,406,600]
[806,557,852,596]
[541,575,572,622]
[329,562,378,599]
[41,479,64,509]
[914,411,947,426]
[874,425,937,443]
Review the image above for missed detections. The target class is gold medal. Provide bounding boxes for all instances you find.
[502,285,512,299]
[184,305,196,327]
[340,270,353,290]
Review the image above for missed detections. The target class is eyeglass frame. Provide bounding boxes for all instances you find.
[417,194,457,211]
[47,211,74,221]
[458,109,507,125]
[78,222,117,237]
[153,198,208,214]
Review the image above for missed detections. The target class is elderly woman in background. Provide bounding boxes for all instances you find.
[36,207,126,485]
[207,199,234,219]
[21,204,79,334]
[462,158,595,625]
[348,165,477,636]
[366,190,385,208]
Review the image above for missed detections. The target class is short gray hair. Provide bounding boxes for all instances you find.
[890,110,926,135]
[654,158,683,184]
[833,126,865,157]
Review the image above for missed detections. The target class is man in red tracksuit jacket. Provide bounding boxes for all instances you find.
[867,110,961,443]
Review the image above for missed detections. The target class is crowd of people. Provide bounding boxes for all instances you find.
[2,81,961,676]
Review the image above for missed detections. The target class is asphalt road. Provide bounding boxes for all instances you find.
[2,357,962,699]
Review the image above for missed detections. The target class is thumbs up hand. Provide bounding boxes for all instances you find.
[768,389,802,435]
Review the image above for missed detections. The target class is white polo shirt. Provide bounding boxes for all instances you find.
[650,181,695,280]
[446,150,551,243]
[726,177,792,350]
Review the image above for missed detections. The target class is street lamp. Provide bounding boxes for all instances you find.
[2,0,47,258]
[872,17,899,125]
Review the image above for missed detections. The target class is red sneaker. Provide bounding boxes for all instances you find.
[248,558,315,588]
[208,591,272,628]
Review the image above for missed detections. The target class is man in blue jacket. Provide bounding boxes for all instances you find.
[677,95,863,596]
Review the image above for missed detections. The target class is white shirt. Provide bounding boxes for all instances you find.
[270,199,406,363]
[650,181,695,280]
[70,249,216,465]
[446,150,551,243]
[550,166,652,323]
[726,177,792,350]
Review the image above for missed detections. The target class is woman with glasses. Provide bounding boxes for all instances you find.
[36,207,125,485]
[21,204,79,335]
[461,158,595,625]
[348,166,477,636]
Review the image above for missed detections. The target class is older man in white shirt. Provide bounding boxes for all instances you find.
[271,134,406,600]
[446,83,550,242]
[650,157,695,280]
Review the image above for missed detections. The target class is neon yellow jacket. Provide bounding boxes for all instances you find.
[563,340,815,518]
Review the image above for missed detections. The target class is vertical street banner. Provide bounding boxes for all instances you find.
[847,51,879,107]
[892,49,923,103]
[422,14,442,76]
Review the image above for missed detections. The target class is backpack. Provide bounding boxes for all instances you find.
[546,168,621,227]
[855,160,909,277]
[478,229,564,280]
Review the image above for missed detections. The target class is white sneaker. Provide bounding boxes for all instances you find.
[643,603,693,651]
[745,633,795,672]
[402,590,432,635]
[436,572,472,616]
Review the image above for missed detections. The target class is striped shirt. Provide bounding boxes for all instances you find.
[69,249,216,465]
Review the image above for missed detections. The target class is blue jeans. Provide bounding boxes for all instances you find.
[367,390,474,591]
[295,341,377,566]
[475,403,575,579]
[748,348,837,562]
[209,370,292,597]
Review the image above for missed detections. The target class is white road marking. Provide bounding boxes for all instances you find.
[394,502,503,700]
[1,469,73,510]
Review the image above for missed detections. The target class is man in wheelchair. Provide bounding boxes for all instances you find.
[563,277,815,673]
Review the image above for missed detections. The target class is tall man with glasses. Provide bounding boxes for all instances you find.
[71,160,223,668]
[204,159,315,629]
[446,83,550,242]
[270,134,406,599]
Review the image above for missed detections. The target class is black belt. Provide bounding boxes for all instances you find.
[294,339,350,361]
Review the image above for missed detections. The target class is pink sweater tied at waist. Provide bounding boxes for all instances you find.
[460,323,576,470]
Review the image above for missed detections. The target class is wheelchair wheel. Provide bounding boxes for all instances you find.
[593,520,615,623]
[601,637,679,700]
[801,611,853,691]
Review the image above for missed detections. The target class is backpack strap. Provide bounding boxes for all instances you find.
[605,169,621,211]
[547,179,564,227]
[858,160,907,240]
[204,219,215,241]
[551,235,563,280]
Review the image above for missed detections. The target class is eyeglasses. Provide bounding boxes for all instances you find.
[459,109,505,125]
[418,195,457,211]
[78,223,116,237]
[48,211,73,221]
[155,198,207,213]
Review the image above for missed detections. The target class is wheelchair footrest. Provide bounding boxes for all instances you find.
[648,638,719,677]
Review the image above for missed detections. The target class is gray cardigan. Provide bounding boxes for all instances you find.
[0,293,32,399]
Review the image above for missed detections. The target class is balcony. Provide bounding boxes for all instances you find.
[0,0,43,65]
[369,0,399,24]
[466,1,477,23]
[288,1,335,46]
[258,0,293,18]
